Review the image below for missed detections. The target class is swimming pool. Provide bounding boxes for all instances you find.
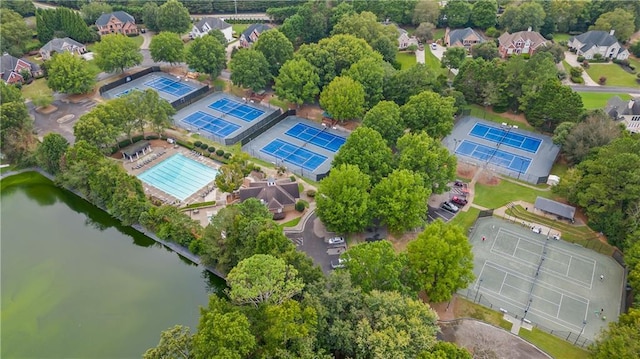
[137,154,218,201]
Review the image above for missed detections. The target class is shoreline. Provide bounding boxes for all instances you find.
[1,168,226,279]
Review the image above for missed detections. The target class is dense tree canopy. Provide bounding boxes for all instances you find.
[413,0,440,25]
[141,2,160,32]
[253,29,294,77]
[331,11,399,62]
[149,32,184,65]
[441,47,467,73]
[471,41,499,60]
[589,308,640,359]
[471,0,498,29]
[0,89,36,165]
[36,8,94,44]
[274,58,320,105]
[185,34,227,79]
[157,0,191,34]
[229,49,271,91]
[36,133,69,175]
[343,240,412,294]
[407,220,475,302]
[362,100,404,147]
[344,57,386,110]
[46,52,97,94]
[522,79,584,131]
[444,0,472,28]
[94,34,143,73]
[400,91,456,137]
[591,8,636,41]
[80,2,112,25]
[333,127,394,184]
[370,169,430,233]
[499,2,547,32]
[562,111,622,165]
[1,9,31,56]
[384,64,440,106]
[319,76,366,122]
[316,164,372,234]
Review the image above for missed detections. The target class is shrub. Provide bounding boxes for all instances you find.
[207,147,215,153]
[223,152,231,159]
[544,33,553,40]
[295,201,305,212]
[146,135,159,140]
[577,55,585,62]
[522,53,530,59]
[132,135,144,142]
[306,189,316,197]
[290,175,296,182]
[598,76,607,85]
[582,60,590,68]
[593,53,603,60]
[216,149,224,156]
[194,140,202,147]
[176,140,194,149]
[253,165,262,173]
[558,40,568,47]
[570,76,584,84]
[485,27,500,38]
[200,143,208,150]
[569,66,583,77]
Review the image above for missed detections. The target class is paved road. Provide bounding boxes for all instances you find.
[568,84,640,94]
[192,13,270,21]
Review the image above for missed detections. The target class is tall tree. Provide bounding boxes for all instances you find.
[562,111,621,165]
[157,0,191,34]
[94,34,143,73]
[370,169,431,233]
[214,163,245,193]
[384,64,440,106]
[36,133,69,175]
[46,52,97,94]
[149,31,184,65]
[441,47,467,73]
[420,342,472,358]
[0,0,36,17]
[343,240,412,294]
[362,100,404,147]
[316,164,372,234]
[229,49,271,91]
[186,33,226,79]
[144,325,193,359]
[344,57,386,110]
[407,220,475,302]
[1,9,31,56]
[589,308,640,359]
[274,58,320,106]
[332,127,394,185]
[590,8,636,41]
[141,2,160,32]
[80,2,112,25]
[522,79,583,131]
[258,300,318,357]
[191,296,256,359]
[444,0,472,28]
[400,90,456,137]
[471,41,499,60]
[550,0,588,33]
[253,29,294,77]
[471,0,498,29]
[396,131,457,194]
[226,254,305,307]
[414,22,436,43]
[331,11,399,63]
[499,2,547,32]
[413,0,441,25]
[319,76,366,122]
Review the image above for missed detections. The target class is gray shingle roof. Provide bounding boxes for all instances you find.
[41,37,84,52]
[605,96,629,118]
[570,31,618,50]
[238,179,299,210]
[1,53,38,81]
[534,197,576,220]
[241,24,271,42]
[447,27,485,46]
[96,11,135,26]
[195,17,231,32]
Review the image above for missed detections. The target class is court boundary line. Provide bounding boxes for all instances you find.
[456,139,532,173]
[469,122,542,154]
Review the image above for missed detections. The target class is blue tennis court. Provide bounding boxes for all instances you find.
[144,76,195,96]
[470,123,541,153]
[182,111,240,137]
[208,98,264,122]
[260,139,327,171]
[138,153,218,201]
[456,140,532,173]
[285,123,346,153]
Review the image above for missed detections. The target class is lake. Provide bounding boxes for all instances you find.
[1,172,224,358]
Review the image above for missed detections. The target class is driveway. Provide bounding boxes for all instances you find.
[563,52,599,86]
[285,212,343,274]
[29,96,98,143]
[428,43,458,75]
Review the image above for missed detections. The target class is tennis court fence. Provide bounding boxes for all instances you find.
[99,67,160,95]
[170,85,210,109]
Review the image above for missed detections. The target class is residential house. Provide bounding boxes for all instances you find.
[445,27,485,49]
[96,11,138,36]
[0,53,39,84]
[239,24,272,48]
[497,28,547,58]
[382,20,413,49]
[238,177,300,216]
[39,37,87,60]
[568,30,629,61]
[605,96,640,133]
[190,17,233,42]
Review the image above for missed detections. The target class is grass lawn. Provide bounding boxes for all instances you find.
[396,51,416,70]
[519,328,590,359]
[552,33,571,43]
[21,78,53,100]
[449,207,480,232]
[466,104,536,132]
[281,217,301,228]
[232,24,250,38]
[550,160,570,178]
[425,48,447,76]
[562,60,573,74]
[473,179,554,209]
[433,28,446,41]
[454,297,512,330]
[578,92,632,109]
[585,63,639,87]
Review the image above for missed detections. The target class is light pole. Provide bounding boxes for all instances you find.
[453,138,460,152]
[522,297,533,322]
[574,320,587,345]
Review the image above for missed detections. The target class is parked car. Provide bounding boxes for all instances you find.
[451,196,468,206]
[331,258,347,269]
[441,201,459,213]
[431,43,437,50]
[365,233,383,243]
[454,180,464,187]
[327,236,345,245]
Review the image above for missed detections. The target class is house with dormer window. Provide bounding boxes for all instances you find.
[190,17,233,42]
[96,11,138,36]
[1,53,39,84]
[568,30,629,60]
[498,28,547,58]
[239,24,272,48]
[445,27,485,49]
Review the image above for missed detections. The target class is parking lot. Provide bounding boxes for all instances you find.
[427,181,470,223]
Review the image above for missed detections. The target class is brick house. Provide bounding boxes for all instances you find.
[96,11,138,36]
[0,53,40,84]
[568,30,629,61]
[239,24,272,48]
[39,37,87,61]
[497,28,547,58]
[445,27,485,49]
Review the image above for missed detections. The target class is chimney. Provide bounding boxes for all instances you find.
[527,27,532,32]
[610,29,615,36]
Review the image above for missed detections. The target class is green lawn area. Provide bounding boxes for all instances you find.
[425,48,447,76]
[552,33,571,42]
[473,179,554,209]
[550,160,570,178]
[578,92,632,109]
[561,60,573,74]
[433,28,446,41]
[449,207,480,232]
[21,78,53,100]
[280,217,301,228]
[232,24,250,38]
[585,63,639,87]
[519,328,590,359]
[466,104,536,132]
[396,51,416,70]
